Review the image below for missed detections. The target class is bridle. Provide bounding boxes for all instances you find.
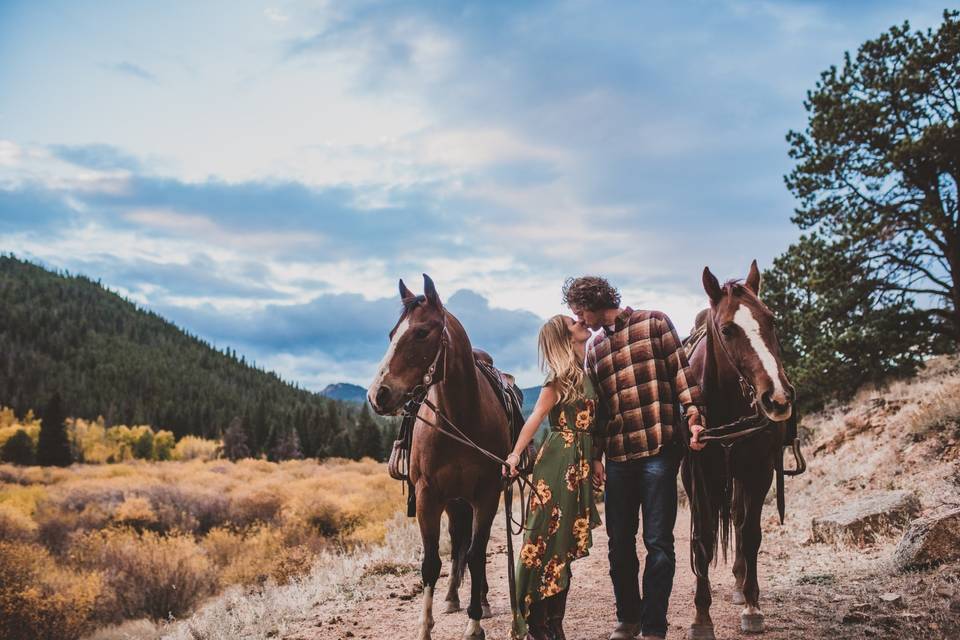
[402,312,451,406]
[695,309,772,445]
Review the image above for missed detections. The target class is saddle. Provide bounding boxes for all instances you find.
[387,349,531,516]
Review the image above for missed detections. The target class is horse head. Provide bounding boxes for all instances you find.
[702,259,795,422]
[367,274,448,415]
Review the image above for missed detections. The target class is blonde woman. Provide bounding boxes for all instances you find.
[504,315,602,640]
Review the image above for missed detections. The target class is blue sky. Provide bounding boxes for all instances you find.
[0,1,949,388]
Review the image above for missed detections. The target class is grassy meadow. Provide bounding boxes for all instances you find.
[0,456,405,640]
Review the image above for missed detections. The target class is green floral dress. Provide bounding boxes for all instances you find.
[511,377,602,639]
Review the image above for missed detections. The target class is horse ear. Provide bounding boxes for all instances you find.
[399,279,415,303]
[703,266,722,305]
[423,273,442,308]
[745,259,761,295]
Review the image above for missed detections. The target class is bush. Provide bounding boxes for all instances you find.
[1,429,35,465]
[72,528,218,621]
[0,541,102,640]
[172,436,220,462]
[0,502,37,541]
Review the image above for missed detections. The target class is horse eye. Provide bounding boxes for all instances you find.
[721,324,735,337]
[413,328,430,340]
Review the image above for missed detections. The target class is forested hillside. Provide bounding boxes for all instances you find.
[0,256,387,459]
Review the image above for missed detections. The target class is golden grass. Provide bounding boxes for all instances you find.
[0,457,404,638]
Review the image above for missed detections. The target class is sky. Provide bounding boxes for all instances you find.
[0,0,949,389]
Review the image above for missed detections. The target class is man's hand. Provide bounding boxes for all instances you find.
[689,421,706,451]
[591,459,605,489]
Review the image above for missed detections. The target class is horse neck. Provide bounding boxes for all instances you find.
[703,308,754,426]
[434,313,482,427]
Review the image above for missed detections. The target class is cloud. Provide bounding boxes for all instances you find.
[102,61,158,83]
[49,144,142,172]
[152,286,546,388]
[264,8,289,24]
[0,140,21,167]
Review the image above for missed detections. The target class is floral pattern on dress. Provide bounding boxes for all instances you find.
[512,378,602,640]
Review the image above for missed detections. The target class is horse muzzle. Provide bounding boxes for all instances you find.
[760,388,793,422]
[368,384,405,415]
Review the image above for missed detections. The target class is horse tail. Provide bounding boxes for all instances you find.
[686,449,733,578]
[446,498,473,588]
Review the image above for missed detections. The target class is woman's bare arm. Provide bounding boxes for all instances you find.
[503,384,560,477]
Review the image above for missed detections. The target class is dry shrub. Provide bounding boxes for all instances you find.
[905,379,960,441]
[0,502,37,540]
[228,488,285,527]
[283,493,362,541]
[139,484,231,534]
[172,436,220,462]
[72,528,218,622]
[112,495,158,530]
[0,541,102,640]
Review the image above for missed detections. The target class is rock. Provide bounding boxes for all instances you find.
[894,507,960,570]
[878,593,904,608]
[811,491,921,545]
[950,597,960,613]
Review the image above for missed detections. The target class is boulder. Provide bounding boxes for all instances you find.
[893,507,960,570]
[811,491,920,545]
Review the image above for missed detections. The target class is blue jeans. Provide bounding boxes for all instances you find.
[604,443,681,638]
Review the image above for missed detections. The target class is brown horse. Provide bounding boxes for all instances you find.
[682,260,795,640]
[368,274,511,640]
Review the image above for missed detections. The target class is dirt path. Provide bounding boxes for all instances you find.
[283,501,959,640]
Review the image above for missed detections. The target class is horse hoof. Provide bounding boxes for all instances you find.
[462,619,485,639]
[731,590,746,605]
[481,604,493,619]
[688,624,716,640]
[443,599,461,613]
[741,613,765,634]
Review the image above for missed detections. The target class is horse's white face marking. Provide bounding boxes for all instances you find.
[733,305,785,398]
[418,585,435,639]
[367,318,410,405]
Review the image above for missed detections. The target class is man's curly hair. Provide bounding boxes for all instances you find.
[562,276,621,312]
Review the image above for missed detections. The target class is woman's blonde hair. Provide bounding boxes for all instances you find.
[538,315,584,404]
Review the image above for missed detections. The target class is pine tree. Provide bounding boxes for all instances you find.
[354,404,385,461]
[1,429,35,465]
[221,416,251,461]
[36,391,72,466]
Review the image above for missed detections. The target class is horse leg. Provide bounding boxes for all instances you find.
[481,574,491,619]
[462,492,499,640]
[731,480,747,605]
[739,467,774,634]
[417,490,444,640]
[444,499,473,613]
[682,459,718,640]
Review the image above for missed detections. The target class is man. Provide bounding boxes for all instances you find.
[563,276,706,640]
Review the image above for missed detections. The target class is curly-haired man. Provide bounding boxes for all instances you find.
[563,276,706,640]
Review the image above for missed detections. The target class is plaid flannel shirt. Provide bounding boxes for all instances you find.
[585,307,705,462]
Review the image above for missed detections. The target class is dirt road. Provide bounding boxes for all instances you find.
[284,501,959,640]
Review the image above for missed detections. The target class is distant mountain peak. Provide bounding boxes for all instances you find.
[321,382,367,403]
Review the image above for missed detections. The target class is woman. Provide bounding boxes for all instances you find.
[504,315,601,640]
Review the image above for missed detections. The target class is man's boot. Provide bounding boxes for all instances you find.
[545,589,569,640]
[525,599,555,640]
[608,621,640,640]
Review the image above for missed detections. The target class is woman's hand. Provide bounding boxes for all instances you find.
[502,452,520,478]
[591,459,605,489]
[689,422,706,451]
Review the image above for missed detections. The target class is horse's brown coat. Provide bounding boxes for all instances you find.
[368,275,511,640]
[682,260,795,639]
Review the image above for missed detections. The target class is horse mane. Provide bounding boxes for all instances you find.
[401,295,427,313]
